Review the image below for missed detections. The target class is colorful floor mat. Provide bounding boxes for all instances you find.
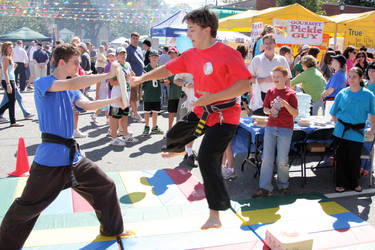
[0,168,374,249]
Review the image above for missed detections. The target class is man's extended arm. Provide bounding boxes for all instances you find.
[130,65,173,86]
[194,79,250,107]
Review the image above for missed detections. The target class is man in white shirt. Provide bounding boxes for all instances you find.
[27,41,37,88]
[13,40,29,92]
[249,34,292,115]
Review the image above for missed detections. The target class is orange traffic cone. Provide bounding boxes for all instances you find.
[8,137,30,177]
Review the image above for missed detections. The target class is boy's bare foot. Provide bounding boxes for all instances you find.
[161,152,186,158]
[201,209,222,230]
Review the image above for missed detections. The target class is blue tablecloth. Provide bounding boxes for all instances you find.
[231,117,334,155]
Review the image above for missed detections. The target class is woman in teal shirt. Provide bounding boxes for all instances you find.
[0,41,23,127]
[330,67,375,192]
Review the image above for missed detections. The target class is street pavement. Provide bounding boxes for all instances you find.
[0,89,374,228]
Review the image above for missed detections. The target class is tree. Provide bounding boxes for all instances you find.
[276,0,326,14]
[344,0,375,7]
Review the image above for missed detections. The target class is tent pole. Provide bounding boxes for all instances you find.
[334,23,337,50]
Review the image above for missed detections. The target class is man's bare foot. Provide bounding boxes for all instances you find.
[161,152,186,158]
[201,209,222,230]
[117,230,134,238]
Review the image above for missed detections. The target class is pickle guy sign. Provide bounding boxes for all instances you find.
[273,19,324,45]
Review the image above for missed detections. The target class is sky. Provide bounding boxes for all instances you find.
[164,0,224,9]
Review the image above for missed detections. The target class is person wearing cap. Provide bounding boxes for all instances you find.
[164,47,182,131]
[321,55,347,101]
[33,41,49,79]
[107,47,138,146]
[142,49,163,136]
[126,32,144,122]
[142,39,152,66]
[79,42,91,73]
[292,44,310,72]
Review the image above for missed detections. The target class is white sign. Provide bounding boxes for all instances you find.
[273,19,324,45]
[251,22,263,41]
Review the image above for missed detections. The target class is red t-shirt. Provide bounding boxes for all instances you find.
[263,87,298,129]
[165,42,252,126]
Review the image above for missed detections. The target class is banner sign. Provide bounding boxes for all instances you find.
[345,28,375,49]
[251,22,263,42]
[273,19,324,45]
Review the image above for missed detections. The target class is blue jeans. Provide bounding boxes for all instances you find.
[259,126,293,191]
[0,89,30,117]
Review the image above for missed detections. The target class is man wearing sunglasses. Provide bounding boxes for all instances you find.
[0,44,131,250]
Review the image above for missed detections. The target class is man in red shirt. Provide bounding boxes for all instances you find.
[131,8,252,230]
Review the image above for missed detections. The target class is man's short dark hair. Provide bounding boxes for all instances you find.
[183,7,218,38]
[16,40,22,45]
[236,45,248,59]
[143,39,151,47]
[308,47,320,58]
[53,44,80,68]
[366,61,375,79]
[131,32,140,38]
[279,46,292,56]
[163,46,169,53]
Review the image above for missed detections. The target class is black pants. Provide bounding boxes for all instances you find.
[14,62,27,91]
[0,80,16,124]
[165,112,237,210]
[335,137,363,189]
[0,158,124,250]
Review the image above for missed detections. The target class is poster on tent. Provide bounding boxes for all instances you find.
[273,19,324,45]
[251,22,263,42]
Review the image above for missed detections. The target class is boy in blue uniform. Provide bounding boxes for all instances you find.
[0,44,131,249]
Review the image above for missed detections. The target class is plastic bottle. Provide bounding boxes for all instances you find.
[272,96,281,118]
[317,106,323,116]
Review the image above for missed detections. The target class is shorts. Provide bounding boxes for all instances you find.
[144,101,161,112]
[109,106,129,119]
[96,67,104,73]
[168,99,179,113]
[130,85,141,102]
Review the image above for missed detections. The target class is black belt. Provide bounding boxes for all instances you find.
[194,98,237,137]
[41,132,81,186]
[338,119,365,139]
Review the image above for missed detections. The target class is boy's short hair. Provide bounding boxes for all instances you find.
[279,46,292,56]
[236,45,248,59]
[366,61,375,79]
[301,55,317,68]
[53,44,81,68]
[272,65,288,77]
[262,34,276,44]
[183,7,218,38]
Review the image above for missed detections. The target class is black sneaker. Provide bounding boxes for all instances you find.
[183,153,198,168]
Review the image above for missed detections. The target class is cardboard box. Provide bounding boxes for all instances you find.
[306,142,328,152]
[265,225,313,250]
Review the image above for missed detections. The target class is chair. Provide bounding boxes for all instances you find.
[360,136,375,187]
[302,128,335,184]
[288,130,307,185]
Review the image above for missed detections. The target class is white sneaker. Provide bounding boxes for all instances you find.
[222,167,236,180]
[123,134,138,143]
[132,115,144,123]
[90,114,97,123]
[73,130,87,138]
[110,137,126,146]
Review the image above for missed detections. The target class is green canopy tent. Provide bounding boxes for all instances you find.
[0,27,50,41]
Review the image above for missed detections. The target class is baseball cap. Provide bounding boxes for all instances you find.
[116,47,126,54]
[79,42,87,51]
[331,55,347,66]
[168,46,179,54]
[107,48,115,56]
[149,49,159,57]
[302,44,310,50]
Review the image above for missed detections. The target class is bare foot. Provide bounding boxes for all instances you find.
[161,152,186,158]
[201,210,222,230]
[117,230,134,238]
